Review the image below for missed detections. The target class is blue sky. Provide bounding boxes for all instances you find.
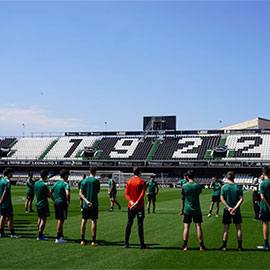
[0,1,269,136]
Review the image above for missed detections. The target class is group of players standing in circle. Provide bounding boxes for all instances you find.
[0,166,158,248]
[1,166,270,250]
[177,168,270,251]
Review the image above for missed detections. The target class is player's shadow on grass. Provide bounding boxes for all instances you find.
[150,247,261,251]
[17,233,57,239]
[150,246,187,250]
[15,214,37,216]
[14,227,37,231]
[67,210,82,213]
[119,243,160,248]
[152,212,181,216]
[13,220,33,225]
[94,239,125,246]
[59,239,160,247]
[217,248,265,252]
[17,233,37,238]
[13,225,35,229]
[61,239,126,246]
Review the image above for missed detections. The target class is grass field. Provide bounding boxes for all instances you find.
[0,186,268,269]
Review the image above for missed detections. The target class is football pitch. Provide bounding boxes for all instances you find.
[0,186,268,269]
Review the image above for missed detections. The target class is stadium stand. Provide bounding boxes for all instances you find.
[0,138,17,148]
[224,134,270,160]
[0,138,17,158]
[152,136,220,160]
[95,137,153,160]
[3,137,56,160]
[43,137,97,160]
[222,174,254,184]
[2,134,270,161]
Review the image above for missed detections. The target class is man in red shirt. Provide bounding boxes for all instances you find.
[124,167,148,249]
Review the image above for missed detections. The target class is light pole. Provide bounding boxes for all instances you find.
[105,122,108,131]
[22,123,25,137]
[219,120,222,129]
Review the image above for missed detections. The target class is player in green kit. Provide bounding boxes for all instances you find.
[178,173,188,215]
[252,177,261,220]
[178,173,188,187]
[0,168,20,238]
[25,172,35,213]
[146,175,159,214]
[207,176,223,218]
[50,169,70,243]
[108,174,121,212]
[257,167,270,250]
[35,170,54,241]
[80,167,100,246]
[78,174,86,210]
[181,170,207,251]
[219,171,243,251]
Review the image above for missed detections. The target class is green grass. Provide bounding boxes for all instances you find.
[0,187,268,269]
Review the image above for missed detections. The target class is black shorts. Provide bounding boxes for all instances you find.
[54,202,68,220]
[27,192,34,200]
[109,191,117,199]
[222,209,242,224]
[128,208,145,223]
[212,195,221,203]
[37,206,50,218]
[82,207,98,220]
[147,194,156,202]
[0,207,13,217]
[183,213,203,224]
[261,211,270,222]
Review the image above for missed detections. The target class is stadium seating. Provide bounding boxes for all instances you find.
[1,133,270,161]
[95,137,153,160]
[222,174,254,184]
[44,137,97,160]
[153,136,220,160]
[224,135,270,160]
[4,137,56,160]
[0,138,17,148]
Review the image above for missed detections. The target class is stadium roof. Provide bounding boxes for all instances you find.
[220,117,270,130]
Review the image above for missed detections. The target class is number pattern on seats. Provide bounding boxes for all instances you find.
[152,136,221,160]
[96,138,153,160]
[223,135,270,160]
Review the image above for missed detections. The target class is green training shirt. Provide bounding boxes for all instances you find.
[34,180,50,209]
[221,183,243,215]
[26,178,35,194]
[178,179,188,187]
[182,182,202,216]
[78,179,83,190]
[259,179,270,213]
[0,177,12,209]
[51,180,70,203]
[147,181,158,195]
[212,180,222,196]
[108,179,117,193]
[80,177,100,209]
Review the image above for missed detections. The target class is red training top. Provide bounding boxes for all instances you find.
[125,176,146,209]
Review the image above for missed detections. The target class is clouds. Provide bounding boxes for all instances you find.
[0,106,88,136]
